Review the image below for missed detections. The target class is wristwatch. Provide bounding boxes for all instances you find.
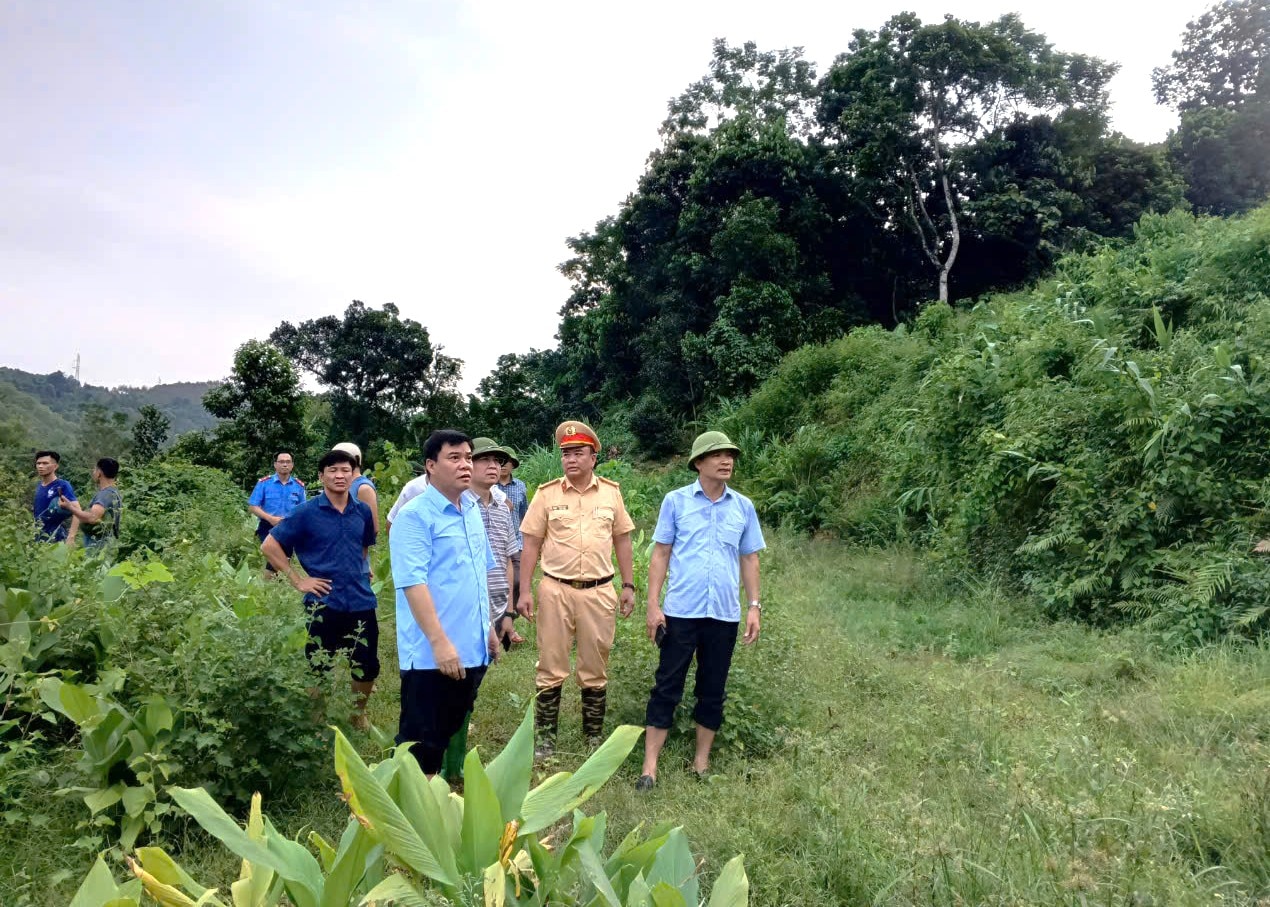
[621,582,637,591]
[748,600,762,611]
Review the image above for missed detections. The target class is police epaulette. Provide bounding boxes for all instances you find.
[597,476,621,488]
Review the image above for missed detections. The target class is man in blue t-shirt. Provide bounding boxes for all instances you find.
[32,450,77,542]
[263,448,379,730]
[247,451,307,542]
[636,431,765,792]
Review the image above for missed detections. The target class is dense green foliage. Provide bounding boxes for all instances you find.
[472,18,1189,450]
[0,461,345,860]
[722,204,1270,643]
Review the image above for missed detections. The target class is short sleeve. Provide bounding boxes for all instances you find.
[61,480,77,502]
[362,504,377,548]
[484,535,497,571]
[390,507,433,588]
[652,493,677,545]
[611,490,636,536]
[520,486,549,538]
[248,481,265,507]
[739,500,766,555]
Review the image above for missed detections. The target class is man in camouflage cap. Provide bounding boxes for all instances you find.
[517,420,636,757]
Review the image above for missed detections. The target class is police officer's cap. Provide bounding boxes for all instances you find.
[555,421,600,452]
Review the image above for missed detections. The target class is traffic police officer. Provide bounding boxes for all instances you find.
[517,420,636,757]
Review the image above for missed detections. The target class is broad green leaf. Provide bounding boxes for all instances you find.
[120,815,145,853]
[332,729,452,886]
[575,839,621,907]
[84,783,125,815]
[121,785,151,818]
[647,829,697,906]
[649,881,688,907]
[70,855,129,907]
[40,678,101,725]
[391,749,458,886]
[142,697,175,736]
[605,826,671,877]
[308,831,336,872]
[130,859,200,907]
[706,855,748,907]
[483,706,534,824]
[135,847,209,898]
[519,725,642,834]
[625,873,652,907]
[357,874,431,906]
[320,821,380,907]
[460,750,502,876]
[483,861,506,907]
[167,787,322,907]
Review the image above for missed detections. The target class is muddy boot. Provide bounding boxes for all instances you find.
[534,685,562,760]
[581,686,607,746]
[442,711,471,783]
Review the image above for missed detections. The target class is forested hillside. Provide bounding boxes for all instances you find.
[0,365,218,454]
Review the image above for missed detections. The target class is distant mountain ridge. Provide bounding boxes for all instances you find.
[0,367,221,448]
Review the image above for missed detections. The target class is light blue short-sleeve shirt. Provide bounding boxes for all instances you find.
[391,484,496,670]
[652,480,765,622]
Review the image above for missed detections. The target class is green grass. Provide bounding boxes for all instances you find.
[7,535,1269,905]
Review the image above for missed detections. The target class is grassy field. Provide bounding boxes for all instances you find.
[8,535,1269,906]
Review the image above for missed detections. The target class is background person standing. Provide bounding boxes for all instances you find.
[32,450,76,542]
[637,431,765,791]
[248,451,307,543]
[262,448,379,730]
[516,421,636,757]
[62,458,123,552]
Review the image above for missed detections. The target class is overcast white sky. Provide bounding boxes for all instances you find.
[0,0,1206,393]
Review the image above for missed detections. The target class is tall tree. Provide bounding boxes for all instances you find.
[202,340,310,485]
[131,404,170,464]
[76,403,132,468]
[1154,1,1270,214]
[1152,0,1269,111]
[269,301,462,447]
[818,13,1117,303]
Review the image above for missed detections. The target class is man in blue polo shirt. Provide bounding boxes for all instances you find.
[248,451,307,543]
[263,448,378,730]
[636,431,765,791]
[390,428,500,776]
[32,450,77,542]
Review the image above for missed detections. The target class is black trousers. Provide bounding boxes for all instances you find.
[644,616,739,732]
[305,604,380,681]
[397,666,488,774]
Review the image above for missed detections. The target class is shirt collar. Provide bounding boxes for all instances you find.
[692,478,732,500]
[272,473,295,484]
[559,473,599,493]
[423,482,466,514]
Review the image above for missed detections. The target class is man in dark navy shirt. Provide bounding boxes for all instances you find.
[32,450,77,542]
[263,448,379,730]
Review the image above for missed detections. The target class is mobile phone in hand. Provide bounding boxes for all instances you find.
[654,623,667,647]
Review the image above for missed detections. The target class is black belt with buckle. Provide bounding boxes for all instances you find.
[544,573,614,590]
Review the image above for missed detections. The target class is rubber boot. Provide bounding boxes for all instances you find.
[581,686,607,745]
[442,711,471,783]
[534,685,562,759]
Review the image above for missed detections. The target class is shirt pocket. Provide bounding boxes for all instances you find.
[590,505,616,539]
[719,516,746,550]
[547,509,579,536]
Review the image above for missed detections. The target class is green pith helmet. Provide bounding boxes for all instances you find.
[471,437,512,461]
[502,445,521,468]
[689,430,741,471]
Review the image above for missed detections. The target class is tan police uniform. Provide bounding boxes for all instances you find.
[521,420,635,749]
[521,472,635,690]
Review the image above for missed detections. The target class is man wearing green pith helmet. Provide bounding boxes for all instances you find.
[636,430,765,791]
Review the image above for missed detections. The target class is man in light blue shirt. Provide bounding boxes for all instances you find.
[637,431,765,791]
[389,429,500,776]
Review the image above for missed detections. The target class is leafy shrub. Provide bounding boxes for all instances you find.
[726,204,1270,642]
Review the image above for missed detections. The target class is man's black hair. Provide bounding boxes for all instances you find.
[97,458,120,479]
[273,451,293,461]
[423,429,472,464]
[318,449,358,471]
[34,450,60,463]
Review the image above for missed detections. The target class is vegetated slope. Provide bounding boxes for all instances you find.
[0,381,78,451]
[0,367,220,440]
[724,204,1270,643]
